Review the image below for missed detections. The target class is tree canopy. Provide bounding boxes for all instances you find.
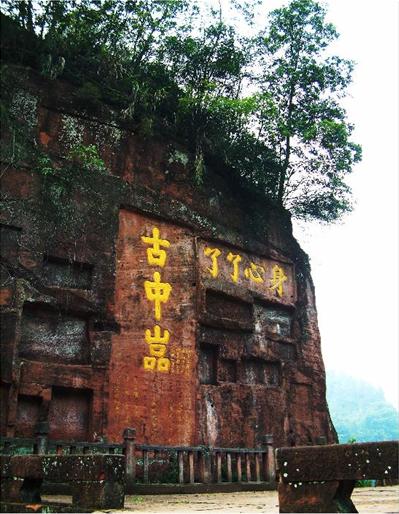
[0,0,362,222]
[255,0,361,220]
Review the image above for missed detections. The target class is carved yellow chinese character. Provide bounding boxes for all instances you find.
[204,247,221,278]
[244,262,265,284]
[143,355,170,372]
[149,344,167,358]
[144,272,172,321]
[143,356,157,371]
[227,252,242,283]
[157,358,171,372]
[269,264,287,297]
[141,227,170,267]
[145,325,170,345]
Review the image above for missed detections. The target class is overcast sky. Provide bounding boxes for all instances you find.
[275,0,399,408]
[209,0,398,407]
[212,0,399,408]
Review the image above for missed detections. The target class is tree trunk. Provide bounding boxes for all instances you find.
[277,81,295,205]
[277,137,290,204]
[26,0,34,33]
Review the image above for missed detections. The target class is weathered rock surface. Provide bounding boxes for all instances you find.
[0,68,337,449]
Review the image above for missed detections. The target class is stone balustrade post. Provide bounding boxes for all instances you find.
[123,427,136,491]
[199,447,212,484]
[34,421,49,455]
[262,434,276,484]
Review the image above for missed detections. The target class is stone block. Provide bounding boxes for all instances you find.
[276,441,399,482]
[0,478,24,501]
[71,480,125,509]
[277,480,354,513]
[1,455,125,511]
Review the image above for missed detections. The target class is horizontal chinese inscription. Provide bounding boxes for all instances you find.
[198,240,296,304]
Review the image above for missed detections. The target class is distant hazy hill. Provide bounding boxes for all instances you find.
[326,371,399,443]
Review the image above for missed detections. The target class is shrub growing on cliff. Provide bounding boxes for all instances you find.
[0,0,361,222]
[33,143,108,234]
[166,16,250,183]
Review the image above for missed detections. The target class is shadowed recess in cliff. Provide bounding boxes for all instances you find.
[20,304,90,365]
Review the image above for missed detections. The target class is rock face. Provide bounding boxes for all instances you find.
[0,68,337,449]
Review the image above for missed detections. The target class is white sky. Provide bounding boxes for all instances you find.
[287,0,399,408]
[213,0,399,408]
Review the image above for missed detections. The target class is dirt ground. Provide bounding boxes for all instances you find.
[91,485,399,513]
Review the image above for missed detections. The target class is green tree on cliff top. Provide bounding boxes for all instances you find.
[254,0,362,221]
[0,0,361,222]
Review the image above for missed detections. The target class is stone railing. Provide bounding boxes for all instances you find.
[0,426,276,494]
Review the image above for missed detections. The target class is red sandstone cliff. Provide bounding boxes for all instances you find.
[0,67,337,448]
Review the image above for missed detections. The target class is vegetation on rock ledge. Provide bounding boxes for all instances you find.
[0,0,361,222]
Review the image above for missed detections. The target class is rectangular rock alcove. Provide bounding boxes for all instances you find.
[0,383,10,436]
[15,395,42,438]
[243,358,281,386]
[42,255,93,289]
[199,343,218,385]
[277,342,296,361]
[48,387,92,441]
[20,304,90,365]
[218,359,237,383]
[0,224,21,260]
[254,303,293,338]
[205,290,254,327]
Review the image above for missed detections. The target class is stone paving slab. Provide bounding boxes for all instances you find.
[85,485,399,513]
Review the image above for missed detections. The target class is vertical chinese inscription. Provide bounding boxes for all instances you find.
[141,227,172,372]
[109,210,197,444]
